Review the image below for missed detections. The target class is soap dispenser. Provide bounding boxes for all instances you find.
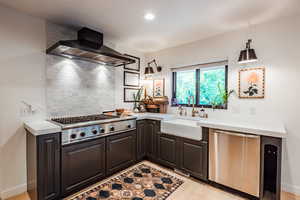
[199,107,208,118]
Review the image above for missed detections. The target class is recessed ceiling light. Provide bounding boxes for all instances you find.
[144,12,155,21]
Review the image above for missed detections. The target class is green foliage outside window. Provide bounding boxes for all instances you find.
[174,66,228,107]
[199,67,225,105]
[176,70,196,104]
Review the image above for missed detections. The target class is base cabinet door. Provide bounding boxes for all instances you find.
[106,131,136,175]
[61,138,106,197]
[146,120,160,161]
[137,120,147,161]
[157,133,178,169]
[37,133,61,200]
[179,138,208,180]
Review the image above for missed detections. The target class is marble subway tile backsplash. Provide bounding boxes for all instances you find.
[46,55,115,117]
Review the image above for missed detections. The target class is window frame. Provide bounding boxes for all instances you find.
[172,65,228,109]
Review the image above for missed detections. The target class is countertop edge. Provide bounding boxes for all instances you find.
[24,113,287,138]
[196,122,287,139]
[24,121,62,136]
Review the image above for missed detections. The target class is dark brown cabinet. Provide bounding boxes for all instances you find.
[157,128,208,181]
[137,120,147,161]
[27,132,61,200]
[61,138,106,197]
[179,137,208,180]
[146,120,160,161]
[106,130,137,175]
[157,133,178,168]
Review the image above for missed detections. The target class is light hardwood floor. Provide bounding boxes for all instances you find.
[6,161,300,200]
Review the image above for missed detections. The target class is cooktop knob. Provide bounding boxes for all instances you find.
[92,130,98,134]
[110,126,115,132]
[70,134,77,139]
[80,132,86,137]
[100,128,105,133]
[127,124,131,129]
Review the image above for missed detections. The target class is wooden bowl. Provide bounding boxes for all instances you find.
[115,109,125,115]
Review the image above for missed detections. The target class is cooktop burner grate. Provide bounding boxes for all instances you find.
[51,114,119,125]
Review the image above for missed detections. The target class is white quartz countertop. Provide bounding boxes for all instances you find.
[24,113,287,138]
[133,113,287,138]
[24,120,62,136]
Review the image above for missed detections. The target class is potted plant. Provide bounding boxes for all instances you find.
[211,83,235,109]
[133,87,143,113]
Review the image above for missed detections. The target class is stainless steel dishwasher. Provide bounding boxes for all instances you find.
[209,129,261,197]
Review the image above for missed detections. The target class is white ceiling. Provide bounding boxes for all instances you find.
[1,0,300,53]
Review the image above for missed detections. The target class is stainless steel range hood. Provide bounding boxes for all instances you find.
[46,27,135,66]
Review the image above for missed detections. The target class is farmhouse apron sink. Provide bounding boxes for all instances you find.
[161,119,202,141]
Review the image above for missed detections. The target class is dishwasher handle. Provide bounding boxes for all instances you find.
[214,130,259,139]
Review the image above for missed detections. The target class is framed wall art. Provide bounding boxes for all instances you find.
[124,71,140,87]
[123,54,140,72]
[124,88,140,102]
[142,79,154,97]
[239,67,265,98]
[153,79,165,98]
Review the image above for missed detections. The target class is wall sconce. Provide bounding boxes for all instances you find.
[144,59,162,75]
[238,39,258,64]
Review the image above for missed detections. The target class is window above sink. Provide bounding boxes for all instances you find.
[171,61,228,109]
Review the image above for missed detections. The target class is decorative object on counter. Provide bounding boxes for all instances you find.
[239,67,265,98]
[123,54,140,71]
[124,88,140,102]
[177,105,187,116]
[133,87,143,112]
[115,108,125,115]
[124,71,140,87]
[153,78,165,97]
[199,107,208,118]
[139,104,147,112]
[141,96,169,113]
[238,39,258,64]
[67,163,184,200]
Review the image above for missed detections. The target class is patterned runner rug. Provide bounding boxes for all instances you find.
[68,163,184,200]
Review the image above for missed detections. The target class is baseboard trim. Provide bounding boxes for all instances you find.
[0,183,27,199]
[282,183,300,196]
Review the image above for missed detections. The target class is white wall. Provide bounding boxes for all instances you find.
[0,5,145,199]
[114,45,145,110]
[145,14,300,194]
[0,5,47,199]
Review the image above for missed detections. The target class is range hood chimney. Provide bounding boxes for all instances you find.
[46,27,135,66]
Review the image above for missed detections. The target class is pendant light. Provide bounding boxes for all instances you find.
[238,39,258,64]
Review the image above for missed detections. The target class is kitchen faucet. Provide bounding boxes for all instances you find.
[189,96,199,117]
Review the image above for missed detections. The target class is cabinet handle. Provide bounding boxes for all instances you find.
[54,139,59,150]
[215,130,259,138]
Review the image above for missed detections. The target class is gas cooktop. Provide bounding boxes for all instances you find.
[51,114,119,125]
